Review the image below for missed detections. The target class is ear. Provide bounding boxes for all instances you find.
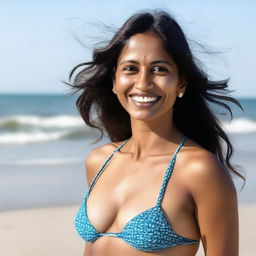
[176,77,187,98]
[112,81,117,94]
[177,76,187,91]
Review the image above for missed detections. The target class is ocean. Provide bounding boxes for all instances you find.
[0,94,255,210]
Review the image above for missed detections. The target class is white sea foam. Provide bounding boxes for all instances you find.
[1,115,254,133]
[0,117,254,144]
[222,118,256,133]
[0,114,92,144]
[0,157,83,166]
[0,131,68,144]
[0,115,84,128]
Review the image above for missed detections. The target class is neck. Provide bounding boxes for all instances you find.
[127,111,183,160]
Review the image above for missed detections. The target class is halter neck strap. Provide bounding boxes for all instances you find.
[156,135,187,206]
[87,138,130,195]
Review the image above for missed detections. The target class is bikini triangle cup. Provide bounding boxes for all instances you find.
[75,135,199,252]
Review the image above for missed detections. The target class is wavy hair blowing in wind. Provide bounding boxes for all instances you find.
[67,10,245,182]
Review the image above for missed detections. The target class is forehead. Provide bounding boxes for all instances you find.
[118,31,175,64]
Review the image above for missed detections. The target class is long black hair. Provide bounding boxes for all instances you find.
[67,10,245,182]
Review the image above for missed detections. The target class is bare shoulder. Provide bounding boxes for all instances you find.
[85,140,126,185]
[181,138,239,255]
[180,138,236,199]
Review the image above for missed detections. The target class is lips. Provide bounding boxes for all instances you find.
[128,94,162,109]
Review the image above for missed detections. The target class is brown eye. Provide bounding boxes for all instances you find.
[152,66,168,73]
[122,65,138,72]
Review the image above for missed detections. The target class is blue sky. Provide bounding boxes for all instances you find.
[1,0,255,97]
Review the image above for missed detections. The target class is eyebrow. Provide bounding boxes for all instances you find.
[119,60,172,66]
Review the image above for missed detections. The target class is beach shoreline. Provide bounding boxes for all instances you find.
[0,204,254,256]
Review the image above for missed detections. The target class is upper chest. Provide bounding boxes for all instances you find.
[86,152,195,234]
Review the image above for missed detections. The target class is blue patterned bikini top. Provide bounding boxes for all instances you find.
[75,135,199,252]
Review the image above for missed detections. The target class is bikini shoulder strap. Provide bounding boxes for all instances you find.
[156,135,187,206]
[87,138,130,195]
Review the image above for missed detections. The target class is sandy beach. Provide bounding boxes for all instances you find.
[0,204,254,256]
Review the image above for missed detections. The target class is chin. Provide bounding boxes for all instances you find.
[129,112,157,122]
[128,107,172,123]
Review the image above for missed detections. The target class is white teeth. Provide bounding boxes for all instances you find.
[131,96,158,103]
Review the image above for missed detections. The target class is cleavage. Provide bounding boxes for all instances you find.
[86,160,165,234]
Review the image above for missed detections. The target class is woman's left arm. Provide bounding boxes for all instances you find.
[187,151,239,256]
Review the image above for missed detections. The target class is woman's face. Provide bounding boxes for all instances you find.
[113,30,185,122]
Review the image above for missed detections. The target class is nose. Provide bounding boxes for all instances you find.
[135,69,153,90]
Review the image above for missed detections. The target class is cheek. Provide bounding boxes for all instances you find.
[154,75,178,92]
[115,74,134,91]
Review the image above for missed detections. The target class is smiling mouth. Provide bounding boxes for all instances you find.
[131,95,159,102]
[129,95,161,107]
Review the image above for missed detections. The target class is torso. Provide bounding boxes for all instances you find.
[84,137,203,256]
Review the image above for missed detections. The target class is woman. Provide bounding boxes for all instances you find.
[71,10,244,256]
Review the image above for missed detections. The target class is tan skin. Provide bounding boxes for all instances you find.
[82,31,239,256]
